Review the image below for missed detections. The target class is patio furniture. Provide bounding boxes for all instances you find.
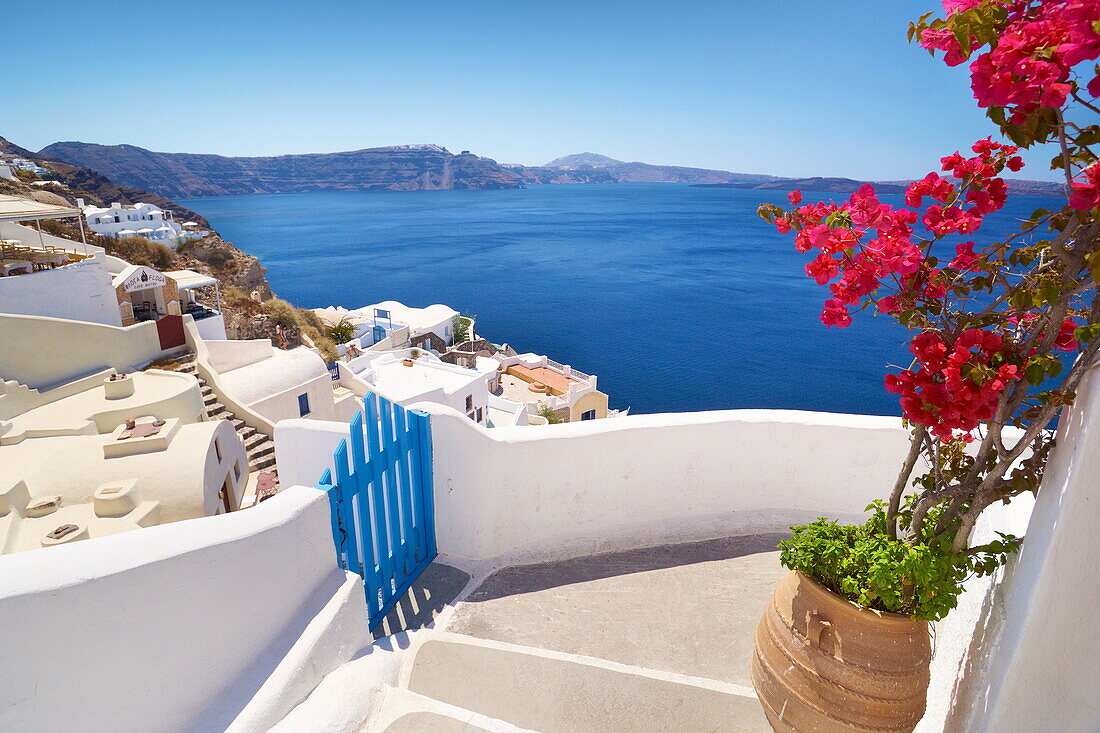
[0,259,32,276]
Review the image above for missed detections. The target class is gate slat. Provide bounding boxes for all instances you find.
[378,397,403,601]
[407,411,428,560]
[393,406,415,575]
[347,410,377,592]
[418,412,437,556]
[364,393,392,614]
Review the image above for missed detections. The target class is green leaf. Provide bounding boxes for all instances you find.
[1076,323,1100,344]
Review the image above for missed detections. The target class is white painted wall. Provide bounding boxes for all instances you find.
[278,407,917,565]
[931,358,1100,732]
[0,312,183,390]
[249,370,338,423]
[206,338,273,373]
[916,492,1034,733]
[426,407,921,563]
[194,313,227,340]
[276,418,352,489]
[0,258,122,326]
[0,486,373,733]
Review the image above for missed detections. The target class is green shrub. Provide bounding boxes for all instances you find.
[262,298,300,329]
[222,285,253,308]
[295,307,324,332]
[537,404,563,424]
[204,250,231,268]
[112,236,173,270]
[452,313,474,345]
[327,317,357,345]
[778,500,1021,621]
[313,336,340,363]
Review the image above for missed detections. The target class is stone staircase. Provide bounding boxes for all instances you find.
[161,353,278,483]
[313,535,781,732]
[367,633,768,732]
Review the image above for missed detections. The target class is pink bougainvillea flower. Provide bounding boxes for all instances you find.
[1069,162,1100,211]
[942,0,984,13]
[788,190,802,205]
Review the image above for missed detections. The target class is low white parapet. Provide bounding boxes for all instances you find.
[277,407,920,565]
[0,486,372,732]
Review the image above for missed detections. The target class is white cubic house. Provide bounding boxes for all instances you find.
[84,202,184,243]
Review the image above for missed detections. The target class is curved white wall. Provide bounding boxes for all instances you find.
[0,486,371,733]
[939,360,1100,732]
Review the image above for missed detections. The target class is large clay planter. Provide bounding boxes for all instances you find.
[751,570,931,732]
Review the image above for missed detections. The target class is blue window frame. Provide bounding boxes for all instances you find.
[298,393,311,417]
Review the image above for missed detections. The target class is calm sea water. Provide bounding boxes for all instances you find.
[179,184,1049,416]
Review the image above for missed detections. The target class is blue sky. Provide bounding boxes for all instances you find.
[1,0,1061,180]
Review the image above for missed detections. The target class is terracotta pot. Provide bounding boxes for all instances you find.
[751,570,931,733]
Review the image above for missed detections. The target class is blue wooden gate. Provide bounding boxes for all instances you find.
[316,392,436,629]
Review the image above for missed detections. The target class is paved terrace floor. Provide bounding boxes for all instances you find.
[445,533,788,688]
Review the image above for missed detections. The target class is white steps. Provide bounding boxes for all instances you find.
[372,688,539,733]
[172,353,280,480]
[379,633,768,733]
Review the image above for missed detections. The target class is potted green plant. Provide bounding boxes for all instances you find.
[751,2,1100,730]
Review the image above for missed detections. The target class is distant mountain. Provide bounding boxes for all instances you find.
[544,152,623,168]
[33,141,1065,199]
[37,142,526,198]
[0,136,211,226]
[536,152,780,185]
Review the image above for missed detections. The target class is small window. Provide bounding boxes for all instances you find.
[476,408,483,423]
[581,409,597,421]
[214,438,222,462]
[465,395,473,411]
[298,392,311,417]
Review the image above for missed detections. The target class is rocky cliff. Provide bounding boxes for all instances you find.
[32,140,1065,200]
[38,142,526,198]
[1,136,212,227]
[38,142,785,196]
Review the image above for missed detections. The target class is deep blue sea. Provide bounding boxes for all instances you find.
[179,184,1050,416]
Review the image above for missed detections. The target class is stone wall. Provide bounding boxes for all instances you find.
[411,331,447,354]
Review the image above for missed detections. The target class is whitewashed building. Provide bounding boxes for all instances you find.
[337,348,513,426]
[0,156,53,177]
[84,202,183,243]
[315,300,460,352]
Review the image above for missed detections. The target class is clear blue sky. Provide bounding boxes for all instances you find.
[1,0,1060,181]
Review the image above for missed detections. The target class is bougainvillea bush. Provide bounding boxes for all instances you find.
[764,0,1100,621]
